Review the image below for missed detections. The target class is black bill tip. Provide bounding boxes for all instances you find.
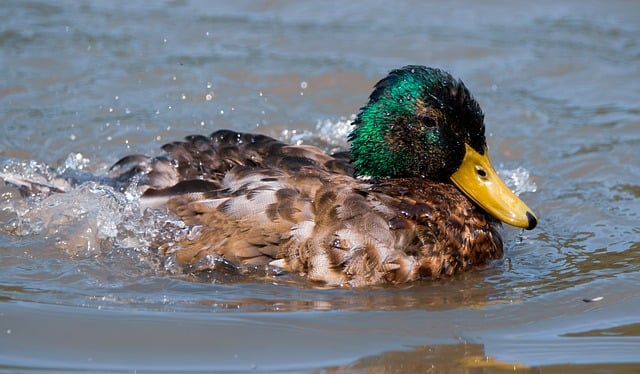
[526,211,538,230]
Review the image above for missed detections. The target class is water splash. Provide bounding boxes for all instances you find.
[281,114,355,153]
[1,154,296,283]
[0,157,188,262]
[497,165,537,196]
[0,158,72,195]
[59,152,91,172]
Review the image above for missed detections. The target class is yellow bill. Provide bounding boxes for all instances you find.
[450,144,538,229]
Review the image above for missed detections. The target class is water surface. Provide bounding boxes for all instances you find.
[1,0,639,372]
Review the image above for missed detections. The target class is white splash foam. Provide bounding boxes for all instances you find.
[497,165,537,196]
[59,152,91,172]
[0,158,71,194]
[1,157,187,259]
[281,114,355,153]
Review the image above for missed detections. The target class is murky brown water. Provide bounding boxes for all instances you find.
[1,1,639,372]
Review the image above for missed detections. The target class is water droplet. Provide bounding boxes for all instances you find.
[220,110,224,115]
[583,296,604,302]
[181,93,187,100]
[300,81,308,89]
[187,225,202,240]
[205,92,215,101]
[70,134,76,141]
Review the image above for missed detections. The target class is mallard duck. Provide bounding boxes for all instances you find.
[109,65,538,286]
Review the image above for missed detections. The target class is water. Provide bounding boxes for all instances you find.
[1,0,639,372]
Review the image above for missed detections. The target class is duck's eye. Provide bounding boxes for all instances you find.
[476,167,487,178]
[420,116,437,128]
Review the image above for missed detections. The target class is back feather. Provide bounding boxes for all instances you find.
[110,130,502,286]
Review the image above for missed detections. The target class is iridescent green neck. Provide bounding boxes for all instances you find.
[350,70,419,178]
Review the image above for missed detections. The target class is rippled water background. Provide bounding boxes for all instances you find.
[1,1,639,372]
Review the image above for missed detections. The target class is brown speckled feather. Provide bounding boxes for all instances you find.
[111,130,502,286]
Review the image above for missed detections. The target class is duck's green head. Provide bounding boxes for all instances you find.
[349,65,537,229]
